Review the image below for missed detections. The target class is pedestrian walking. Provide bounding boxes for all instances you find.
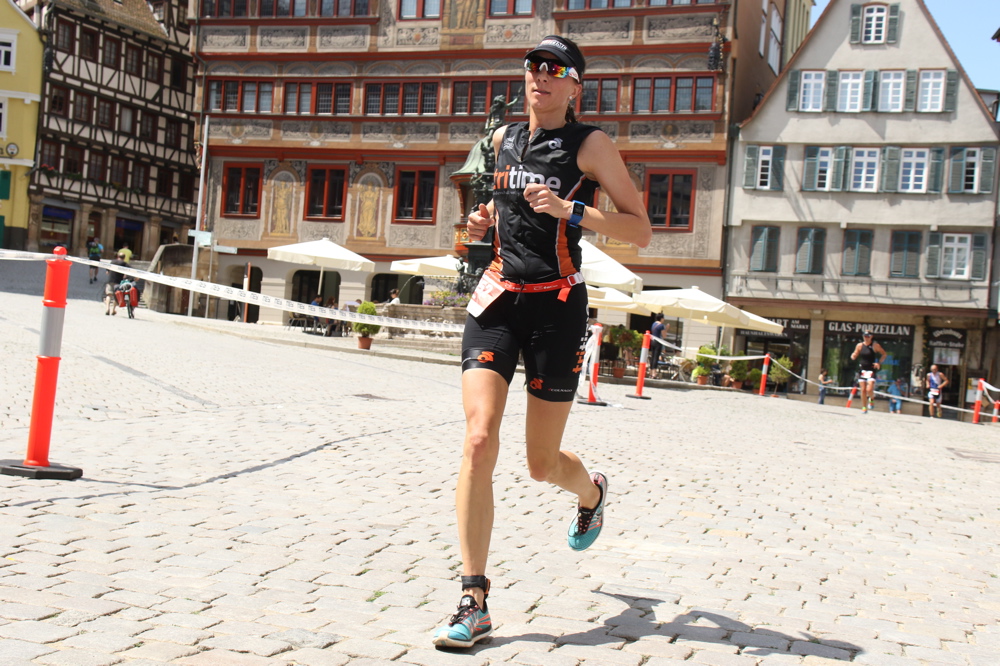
[104,252,127,315]
[648,313,667,378]
[117,243,133,264]
[850,330,886,414]
[86,237,103,283]
[432,35,652,649]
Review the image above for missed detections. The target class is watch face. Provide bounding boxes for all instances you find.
[573,201,585,218]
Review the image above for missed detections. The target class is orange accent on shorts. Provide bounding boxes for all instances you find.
[529,378,544,391]
[477,351,495,363]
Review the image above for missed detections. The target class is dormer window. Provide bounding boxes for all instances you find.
[862,5,886,43]
[850,3,900,45]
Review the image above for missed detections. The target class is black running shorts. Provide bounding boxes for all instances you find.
[462,283,589,402]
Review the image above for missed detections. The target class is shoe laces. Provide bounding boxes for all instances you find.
[576,505,596,533]
[449,595,480,625]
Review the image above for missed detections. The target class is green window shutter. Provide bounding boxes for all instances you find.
[890,231,905,276]
[890,231,921,278]
[850,4,862,44]
[824,71,839,112]
[903,70,918,112]
[743,145,759,189]
[857,230,872,275]
[765,227,779,272]
[948,148,967,193]
[796,228,813,273]
[770,145,786,191]
[803,146,819,191]
[880,146,900,192]
[862,71,877,111]
[830,146,849,192]
[786,70,801,111]
[927,147,945,194]
[0,171,10,200]
[925,231,941,278]
[842,230,858,275]
[970,234,988,280]
[750,227,767,271]
[811,229,826,274]
[943,70,959,113]
[979,147,996,194]
[886,4,900,43]
[904,232,921,278]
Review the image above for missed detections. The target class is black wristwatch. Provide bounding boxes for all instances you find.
[567,200,586,227]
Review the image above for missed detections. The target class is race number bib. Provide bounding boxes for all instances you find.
[929,388,940,397]
[467,271,505,318]
[860,370,874,380]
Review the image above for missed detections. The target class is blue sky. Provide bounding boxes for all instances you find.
[810,0,1000,91]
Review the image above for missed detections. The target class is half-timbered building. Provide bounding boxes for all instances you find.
[17,0,198,261]
[194,0,809,349]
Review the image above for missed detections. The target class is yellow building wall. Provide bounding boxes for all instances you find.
[0,0,42,249]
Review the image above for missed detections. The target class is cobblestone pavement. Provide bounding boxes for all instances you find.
[1,258,999,665]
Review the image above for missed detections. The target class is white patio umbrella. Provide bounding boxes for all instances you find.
[267,237,375,292]
[389,255,463,277]
[579,239,643,293]
[633,287,784,334]
[586,285,652,315]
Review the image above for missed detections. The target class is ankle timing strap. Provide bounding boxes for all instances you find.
[461,575,488,592]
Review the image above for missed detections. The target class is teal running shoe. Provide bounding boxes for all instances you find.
[568,471,608,551]
[432,592,492,648]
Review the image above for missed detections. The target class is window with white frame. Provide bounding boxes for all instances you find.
[757,146,775,189]
[918,70,945,112]
[850,148,879,192]
[759,0,767,57]
[878,70,904,112]
[838,71,864,112]
[799,71,825,112]
[961,148,981,192]
[0,98,6,138]
[898,149,929,193]
[768,6,782,74]
[815,147,833,190]
[862,4,887,44]
[0,36,14,71]
[948,147,996,194]
[940,234,971,279]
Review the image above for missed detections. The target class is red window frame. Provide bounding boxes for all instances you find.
[222,163,262,217]
[87,151,107,181]
[131,162,149,192]
[393,167,437,224]
[40,141,60,170]
[201,0,250,17]
[258,0,308,16]
[139,112,157,140]
[102,37,121,68]
[55,20,74,53]
[398,0,440,20]
[578,77,619,114]
[145,52,162,83]
[95,99,114,128]
[63,146,84,176]
[364,81,438,115]
[451,79,526,116]
[489,0,533,16]
[79,28,99,61]
[632,75,716,113]
[156,168,174,197]
[50,86,69,117]
[305,167,347,220]
[124,45,142,76]
[109,156,127,186]
[645,169,696,232]
[73,91,93,123]
[164,119,182,148]
[318,0,370,17]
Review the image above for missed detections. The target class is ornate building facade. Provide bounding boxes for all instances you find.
[193,0,808,332]
[17,0,198,261]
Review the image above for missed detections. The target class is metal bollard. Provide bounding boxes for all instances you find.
[2,247,83,480]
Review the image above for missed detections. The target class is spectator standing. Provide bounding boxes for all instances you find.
[104,252,127,315]
[117,243,133,264]
[887,377,905,414]
[648,314,666,378]
[817,368,834,404]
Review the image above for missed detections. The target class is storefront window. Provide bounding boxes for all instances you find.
[738,318,811,393]
[40,205,74,251]
[823,321,914,393]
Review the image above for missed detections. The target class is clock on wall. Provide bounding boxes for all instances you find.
[5,143,17,157]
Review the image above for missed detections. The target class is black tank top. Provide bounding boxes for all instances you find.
[858,342,877,370]
[489,121,600,283]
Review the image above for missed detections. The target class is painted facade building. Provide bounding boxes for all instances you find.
[16,0,198,261]
[193,0,809,341]
[0,0,42,249]
[727,0,999,415]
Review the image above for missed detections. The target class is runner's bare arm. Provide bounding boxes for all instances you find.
[850,343,861,360]
[574,131,652,248]
[467,126,507,241]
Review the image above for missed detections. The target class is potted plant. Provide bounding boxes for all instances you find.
[769,355,793,395]
[691,365,710,385]
[747,367,763,389]
[352,301,381,349]
[729,353,749,390]
[694,344,724,385]
[610,327,642,377]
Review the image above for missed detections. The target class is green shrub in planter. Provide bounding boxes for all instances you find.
[692,365,710,379]
[729,353,749,382]
[352,301,382,338]
[747,368,763,386]
[770,355,793,386]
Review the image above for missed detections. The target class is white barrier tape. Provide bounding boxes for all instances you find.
[0,249,54,261]
[694,352,768,362]
[769,358,857,392]
[54,254,466,333]
[577,324,605,403]
[649,336,684,352]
